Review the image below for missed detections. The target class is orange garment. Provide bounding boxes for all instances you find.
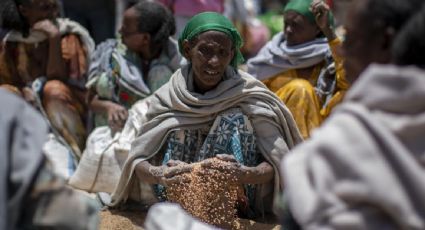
[262,38,348,138]
[0,34,89,156]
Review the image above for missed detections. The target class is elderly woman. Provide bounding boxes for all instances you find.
[0,0,94,157]
[247,0,349,138]
[108,12,302,222]
[86,1,182,133]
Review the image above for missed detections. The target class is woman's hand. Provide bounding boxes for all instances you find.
[310,0,336,41]
[151,160,192,187]
[200,154,249,185]
[106,103,128,133]
[32,19,60,38]
[201,155,274,185]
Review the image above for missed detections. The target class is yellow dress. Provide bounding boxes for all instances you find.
[262,38,349,138]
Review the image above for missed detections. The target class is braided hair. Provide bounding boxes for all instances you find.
[133,1,175,48]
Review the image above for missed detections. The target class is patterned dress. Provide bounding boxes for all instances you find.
[155,108,263,217]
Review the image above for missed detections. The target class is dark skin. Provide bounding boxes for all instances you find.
[135,31,274,188]
[18,0,66,103]
[183,31,234,93]
[89,6,162,132]
[341,0,393,84]
[283,0,337,79]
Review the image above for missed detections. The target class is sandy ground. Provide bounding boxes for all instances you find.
[100,210,282,230]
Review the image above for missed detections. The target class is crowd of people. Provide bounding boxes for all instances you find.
[0,0,424,229]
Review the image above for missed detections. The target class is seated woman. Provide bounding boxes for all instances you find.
[0,0,95,157]
[247,0,349,138]
[108,12,303,225]
[86,1,182,133]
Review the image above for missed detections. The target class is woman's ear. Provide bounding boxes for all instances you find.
[140,33,151,45]
[182,40,191,60]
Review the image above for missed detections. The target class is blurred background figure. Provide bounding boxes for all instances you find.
[157,0,227,39]
[86,0,181,133]
[156,0,269,59]
[60,0,116,44]
[0,0,95,158]
[247,0,348,138]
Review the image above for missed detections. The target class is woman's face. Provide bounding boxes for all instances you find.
[184,31,234,93]
[284,11,319,46]
[20,0,59,26]
[120,7,148,54]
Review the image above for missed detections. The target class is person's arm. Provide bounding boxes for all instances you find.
[32,20,67,80]
[321,38,349,117]
[88,90,128,132]
[241,161,274,184]
[311,0,349,116]
[135,160,191,186]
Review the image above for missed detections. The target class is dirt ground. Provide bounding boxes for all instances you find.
[100,210,282,230]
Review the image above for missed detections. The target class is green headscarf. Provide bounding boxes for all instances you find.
[178,12,244,68]
[284,0,334,28]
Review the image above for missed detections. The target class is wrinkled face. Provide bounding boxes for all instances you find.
[342,0,391,84]
[284,11,319,46]
[119,7,147,53]
[183,31,234,93]
[20,0,59,26]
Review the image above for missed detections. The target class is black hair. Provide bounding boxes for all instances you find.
[392,3,425,67]
[0,0,32,37]
[358,0,425,67]
[133,1,175,46]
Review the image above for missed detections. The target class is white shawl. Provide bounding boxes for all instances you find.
[3,18,95,55]
[247,32,330,81]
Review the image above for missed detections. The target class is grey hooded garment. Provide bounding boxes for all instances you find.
[0,89,48,230]
[281,64,425,230]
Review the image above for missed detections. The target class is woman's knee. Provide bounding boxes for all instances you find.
[285,79,315,92]
[43,80,73,101]
[277,79,316,99]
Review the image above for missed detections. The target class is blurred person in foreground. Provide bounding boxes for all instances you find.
[281,0,425,229]
[0,89,99,230]
[247,0,349,139]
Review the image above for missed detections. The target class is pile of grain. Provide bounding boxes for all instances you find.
[167,158,243,229]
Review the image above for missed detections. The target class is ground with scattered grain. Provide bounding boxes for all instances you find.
[100,209,281,230]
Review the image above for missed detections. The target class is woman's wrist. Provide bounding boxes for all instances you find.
[323,28,337,41]
[239,166,256,184]
[241,162,274,185]
[148,165,165,185]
